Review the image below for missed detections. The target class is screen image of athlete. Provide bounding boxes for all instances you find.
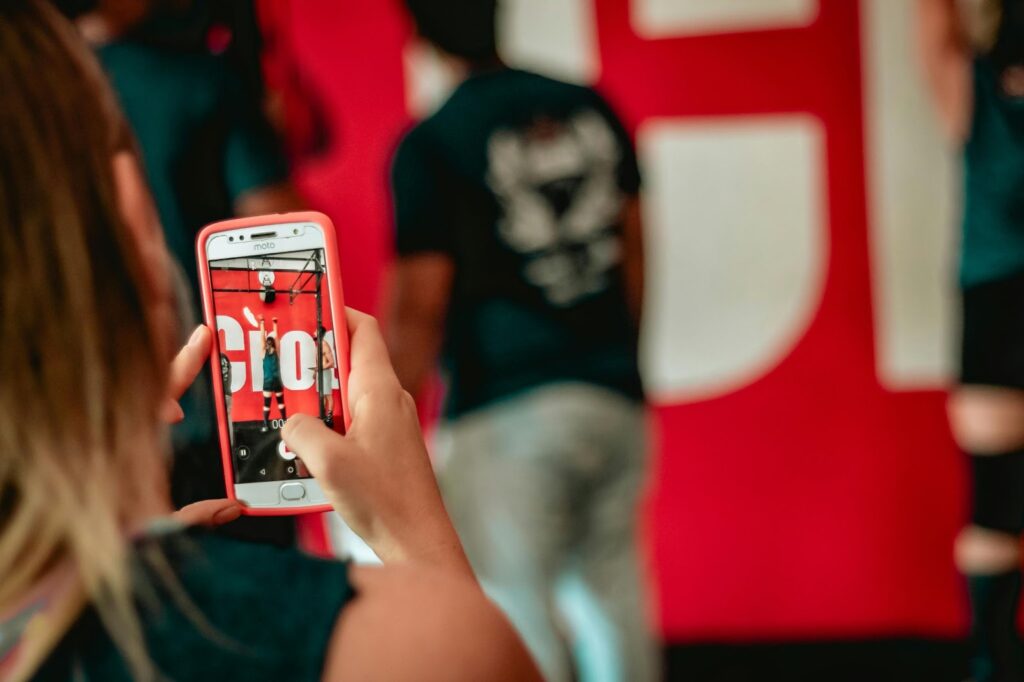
[259,315,287,433]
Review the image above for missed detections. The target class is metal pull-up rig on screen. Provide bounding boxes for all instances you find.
[210,249,329,420]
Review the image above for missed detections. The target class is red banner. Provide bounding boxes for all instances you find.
[259,0,967,641]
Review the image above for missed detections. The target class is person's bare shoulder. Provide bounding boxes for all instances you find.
[321,565,542,682]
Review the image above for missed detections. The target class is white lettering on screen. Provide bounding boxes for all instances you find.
[215,315,247,394]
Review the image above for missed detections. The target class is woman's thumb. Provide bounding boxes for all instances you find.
[282,414,349,476]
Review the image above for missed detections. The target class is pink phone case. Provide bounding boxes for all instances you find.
[196,211,350,516]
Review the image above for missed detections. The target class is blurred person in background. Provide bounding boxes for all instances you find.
[386,1,654,680]
[54,0,305,511]
[917,1,1024,680]
[0,4,539,680]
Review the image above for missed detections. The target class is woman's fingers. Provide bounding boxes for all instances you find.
[173,498,243,527]
[282,413,352,481]
[160,398,186,424]
[162,325,213,423]
[281,312,468,573]
[167,325,213,400]
[344,308,403,411]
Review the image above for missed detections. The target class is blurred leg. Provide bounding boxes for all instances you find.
[275,391,287,420]
[262,391,272,431]
[571,398,659,682]
[949,387,1024,682]
[438,395,577,682]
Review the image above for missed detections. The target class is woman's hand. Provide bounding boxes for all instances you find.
[161,325,213,423]
[283,309,472,579]
[173,498,243,527]
[160,326,245,528]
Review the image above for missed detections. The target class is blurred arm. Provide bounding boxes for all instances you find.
[915,0,973,142]
[234,181,306,217]
[621,195,645,330]
[325,341,337,369]
[221,58,305,218]
[386,254,454,402]
[322,565,542,682]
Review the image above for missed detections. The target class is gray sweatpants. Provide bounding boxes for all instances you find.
[436,383,658,682]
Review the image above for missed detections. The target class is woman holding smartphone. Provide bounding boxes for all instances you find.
[0,3,539,681]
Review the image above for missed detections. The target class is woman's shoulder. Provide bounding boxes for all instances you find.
[149,526,354,659]
[323,564,542,681]
[167,525,347,579]
[36,527,353,682]
[162,526,351,598]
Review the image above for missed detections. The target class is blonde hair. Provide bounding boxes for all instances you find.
[0,0,174,678]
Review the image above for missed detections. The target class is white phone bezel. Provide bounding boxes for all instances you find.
[206,220,331,509]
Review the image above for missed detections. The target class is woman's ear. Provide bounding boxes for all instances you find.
[112,150,177,352]
[112,151,161,244]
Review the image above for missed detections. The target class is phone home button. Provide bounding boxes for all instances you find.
[280,483,306,501]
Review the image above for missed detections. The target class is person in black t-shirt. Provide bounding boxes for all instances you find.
[387,2,655,680]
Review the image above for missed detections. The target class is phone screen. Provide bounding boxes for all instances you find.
[208,246,341,485]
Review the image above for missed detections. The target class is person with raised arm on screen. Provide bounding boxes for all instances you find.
[259,315,287,433]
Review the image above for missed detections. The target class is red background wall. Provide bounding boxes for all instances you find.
[258,0,967,642]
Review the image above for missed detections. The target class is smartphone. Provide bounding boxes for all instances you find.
[196,212,349,515]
